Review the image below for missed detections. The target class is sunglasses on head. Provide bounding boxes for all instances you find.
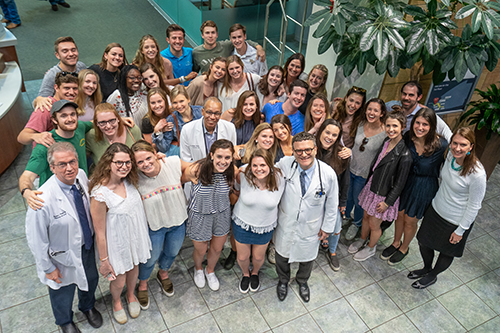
[60,71,78,77]
[351,86,366,94]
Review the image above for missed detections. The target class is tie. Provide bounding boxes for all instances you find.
[71,184,93,250]
[300,170,307,196]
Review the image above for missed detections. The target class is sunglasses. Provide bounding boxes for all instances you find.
[59,71,78,77]
[351,86,366,94]
[359,137,369,152]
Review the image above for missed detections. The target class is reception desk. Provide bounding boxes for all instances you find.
[0,61,26,174]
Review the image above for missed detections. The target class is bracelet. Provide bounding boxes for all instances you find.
[179,76,185,83]
[100,256,109,262]
[21,187,30,196]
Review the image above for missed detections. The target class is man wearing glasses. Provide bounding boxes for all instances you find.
[25,142,103,333]
[274,132,339,302]
[17,72,79,148]
[180,97,237,163]
[19,100,93,211]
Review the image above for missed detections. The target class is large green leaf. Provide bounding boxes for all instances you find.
[314,0,333,6]
[455,4,476,19]
[334,15,347,35]
[359,26,378,51]
[374,30,390,60]
[386,28,406,50]
[404,5,426,17]
[357,52,367,74]
[465,51,481,76]
[387,48,400,77]
[303,8,331,27]
[376,59,389,74]
[471,9,482,33]
[425,29,440,55]
[318,27,337,54]
[406,27,426,54]
[441,0,450,7]
[454,52,468,82]
[347,19,373,33]
[316,12,335,37]
[481,14,494,39]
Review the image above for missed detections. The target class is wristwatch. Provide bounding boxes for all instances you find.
[21,187,30,196]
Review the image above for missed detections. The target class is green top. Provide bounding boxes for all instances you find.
[85,125,142,165]
[25,121,93,186]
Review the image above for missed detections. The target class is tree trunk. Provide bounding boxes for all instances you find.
[475,126,500,180]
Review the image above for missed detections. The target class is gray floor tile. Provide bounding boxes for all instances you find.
[371,314,419,333]
[0,210,28,244]
[449,248,491,283]
[358,250,405,281]
[467,224,488,243]
[468,316,500,332]
[0,265,48,311]
[424,268,462,297]
[0,167,19,191]
[438,285,496,330]
[155,281,209,328]
[323,257,375,296]
[311,297,369,333]
[467,272,500,314]
[399,240,424,270]
[474,202,500,233]
[290,263,341,311]
[0,237,35,275]
[467,234,500,270]
[212,297,269,333]
[151,258,192,288]
[252,284,307,328]
[0,295,58,333]
[111,294,167,333]
[346,283,402,329]
[490,228,500,243]
[0,189,26,216]
[198,268,246,311]
[484,180,500,201]
[406,299,466,333]
[378,271,434,312]
[271,314,322,333]
[169,313,221,333]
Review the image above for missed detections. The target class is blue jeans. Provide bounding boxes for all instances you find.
[48,244,98,326]
[0,0,21,24]
[327,210,342,254]
[138,223,186,281]
[345,172,366,227]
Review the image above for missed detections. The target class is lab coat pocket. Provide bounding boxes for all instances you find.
[49,248,72,267]
[304,218,320,237]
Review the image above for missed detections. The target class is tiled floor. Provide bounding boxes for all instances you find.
[1,81,500,332]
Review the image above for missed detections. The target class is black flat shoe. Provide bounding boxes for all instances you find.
[407,269,430,280]
[298,282,310,302]
[223,250,237,270]
[60,2,71,8]
[277,281,287,301]
[82,307,103,328]
[52,4,58,11]
[411,276,437,289]
[61,322,81,333]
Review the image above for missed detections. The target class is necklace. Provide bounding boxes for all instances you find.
[451,157,462,171]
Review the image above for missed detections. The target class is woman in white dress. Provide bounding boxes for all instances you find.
[90,143,151,325]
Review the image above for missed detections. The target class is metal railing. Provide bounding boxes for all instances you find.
[262,0,309,65]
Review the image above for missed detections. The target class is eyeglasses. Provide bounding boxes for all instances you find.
[52,159,78,170]
[205,111,222,117]
[127,75,143,81]
[60,71,78,77]
[294,147,314,155]
[112,160,132,168]
[359,137,369,152]
[97,118,118,128]
[351,86,366,94]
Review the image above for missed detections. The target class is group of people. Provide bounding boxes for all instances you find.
[19,19,487,333]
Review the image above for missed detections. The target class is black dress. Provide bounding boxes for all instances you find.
[88,64,120,102]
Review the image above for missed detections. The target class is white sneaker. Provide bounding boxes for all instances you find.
[345,224,359,241]
[353,245,376,261]
[348,238,366,254]
[204,268,220,291]
[194,269,205,288]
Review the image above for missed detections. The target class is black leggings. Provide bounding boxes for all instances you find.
[419,242,454,278]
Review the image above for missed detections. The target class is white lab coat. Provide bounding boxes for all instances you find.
[180,117,237,163]
[26,170,93,291]
[275,156,339,262]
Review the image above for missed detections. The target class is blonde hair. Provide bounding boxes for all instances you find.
[133,35,165,80]
[242,123,277,164]
[75,69,102,117]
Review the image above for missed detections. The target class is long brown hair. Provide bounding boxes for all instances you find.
[333,86,367,125]
[304,93,330,132]
[283,53,305,80]
[242,123,278,164]
[195,139,235,186]
[139,62,171,95]
[409,107,442,156]
[75,69,102,117]
[258,65,284,97]
[307,64,328,95]
[350,98,387,138]
[221,55,245,97]
[133,35,165,79]
[204,57,227,80]
[146,88,171,128]
[98,42,128,71]
[92,103,125,142]
[244,149,282,192]
[89,143,139,192]
[233,91,260,128]
[316,119,349,175]
[447,127,480,177]
[270,114,292,142]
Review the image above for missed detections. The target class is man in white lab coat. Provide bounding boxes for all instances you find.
[25,142,102,333]
[274,132,339,302]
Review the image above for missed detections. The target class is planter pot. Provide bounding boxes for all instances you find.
[474,125,500,180]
